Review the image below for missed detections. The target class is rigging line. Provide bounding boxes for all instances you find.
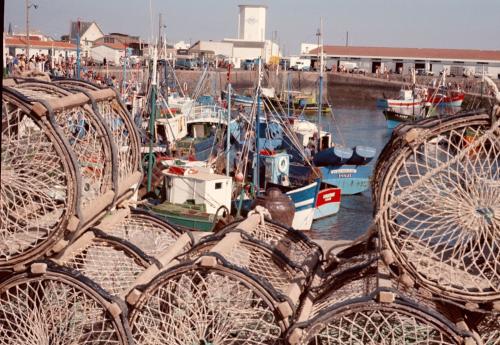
[262,94,314,167]
[157,92,179,143]
[164,58,186,98]
[324,98,346,147]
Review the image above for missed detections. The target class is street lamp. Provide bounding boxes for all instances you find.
[25,0,38,61]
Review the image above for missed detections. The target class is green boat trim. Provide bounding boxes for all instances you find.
[149,200,218,232]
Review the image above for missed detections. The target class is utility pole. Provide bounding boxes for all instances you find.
[346,31,349,47]
[317,18,324,152]
[158,13,162,55]
[25,0,29,59]
[25,1,38,62]
[76,20,81,79]
[316,28,320,71]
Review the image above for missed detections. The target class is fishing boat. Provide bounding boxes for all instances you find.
[427,86,465,107]
[230,59,321,230]
[289,163,372,196]
[259,151,320,230]
[376,88,427,109]
[376,68,427,109]
[285,118,375,195]
[314,185,341,220]
[383,108,427,129]
[221,89,257,107]
[148,164,232,231]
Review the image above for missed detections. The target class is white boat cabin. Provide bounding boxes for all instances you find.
[291,120,332,151]
[162,167,232,215]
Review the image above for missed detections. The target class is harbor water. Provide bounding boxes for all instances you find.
[308,105,390,241]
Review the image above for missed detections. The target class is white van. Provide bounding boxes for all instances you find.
[290,57,311,71]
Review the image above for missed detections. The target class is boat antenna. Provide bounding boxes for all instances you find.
[317,17,324,151]
[226,64,232,176]
[146,44,158,193]
[253,57,263,193]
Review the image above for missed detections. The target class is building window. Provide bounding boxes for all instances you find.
[215,182,222,190]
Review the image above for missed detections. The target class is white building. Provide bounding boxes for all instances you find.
[190,40,234,58]
[91,42,126,65]
[300,43,319,55]
[174,40,191,50]
[69,21,104,57]
[5,36,77,59]
[238,5,267,42]
[305,45,500,79]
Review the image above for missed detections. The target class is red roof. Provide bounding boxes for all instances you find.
[93,42,126,50]
[309,45,500,62]
[5,37,76,49]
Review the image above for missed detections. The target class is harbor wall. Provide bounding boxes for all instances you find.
[100,67,496,108]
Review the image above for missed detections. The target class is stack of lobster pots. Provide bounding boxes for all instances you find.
[0,78,185,344]
[1,77,499,345]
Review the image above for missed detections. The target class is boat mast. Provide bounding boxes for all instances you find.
[411,67,416,116]
[122,45,127,100]
[287,72,291,117]
[146,44,158,193]
[317,17,324,150]
[226,65,232,176]
[253,57,262,193]
[76,20,81,79]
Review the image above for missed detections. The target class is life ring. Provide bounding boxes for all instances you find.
[277,156,288,173]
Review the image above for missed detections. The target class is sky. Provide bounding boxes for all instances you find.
[5,0,500,54]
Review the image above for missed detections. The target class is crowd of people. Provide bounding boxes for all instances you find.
[4,52,125,87]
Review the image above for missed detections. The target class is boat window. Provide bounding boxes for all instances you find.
[215,182,222,190]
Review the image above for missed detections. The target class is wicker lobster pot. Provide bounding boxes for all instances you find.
[51,229,154,297]
[93,208,185,257]
[372,111,500,307]
[52,79,142,204]
[0,261,131,344]
[125,215,320,345]
[1,87,78,270]
[216,215,323,270]
[288,237,475,345]
[6,81,116,236]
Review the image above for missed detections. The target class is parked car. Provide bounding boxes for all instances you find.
[351,67,367,75]
[416,69,434,76]
[241,59,257,70]
[290,60,311,71]
[175,58,197,70]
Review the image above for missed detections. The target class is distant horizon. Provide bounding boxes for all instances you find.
[5,0,500,55]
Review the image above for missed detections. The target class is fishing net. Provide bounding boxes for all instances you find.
[129,264,285,345]
[53,79,142,194]
[126,215,318,345]
[0,263,129,344]
[476,313,499,345]
[10,81,115,231]
[217,215,323,269]
[54,230,151,296]
[373,112,500,304]
[186,232,308,296]
[1,90,76,269]
[99,209,183,257]
[289,239,470,345]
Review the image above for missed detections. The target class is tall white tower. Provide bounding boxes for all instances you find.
[238,5,267,42]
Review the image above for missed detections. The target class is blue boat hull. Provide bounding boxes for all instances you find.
[289,163,371,196]
[319,165,371,195]
[386,119,401,129]
[234,180,320,230]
